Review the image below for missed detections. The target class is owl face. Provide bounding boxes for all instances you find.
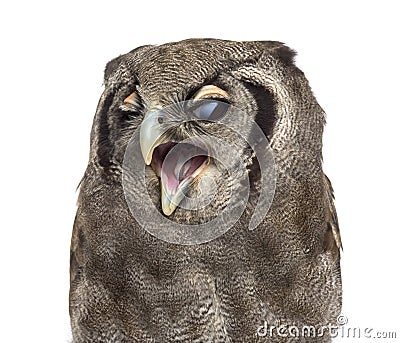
[108,41,277,224]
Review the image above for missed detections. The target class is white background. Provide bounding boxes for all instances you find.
[1,1,399,342]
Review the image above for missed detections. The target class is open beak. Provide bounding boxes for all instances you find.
[140,109,210,216]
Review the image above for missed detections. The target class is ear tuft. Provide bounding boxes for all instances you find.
[274,45,297,66]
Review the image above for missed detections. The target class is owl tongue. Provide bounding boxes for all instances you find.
[151,142,209,215]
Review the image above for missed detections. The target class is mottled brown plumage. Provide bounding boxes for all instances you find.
[70,39,342,342]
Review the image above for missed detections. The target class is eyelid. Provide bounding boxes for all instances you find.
[190,99,229,121]
[193,85,229,100]
[192,101,219,120]
[120,89,143,113]
[123,91,140,106]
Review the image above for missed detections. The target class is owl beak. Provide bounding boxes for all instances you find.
[140,109,210,216]
[159,148,210,216]
[140,108,165,165]
[161,177,191,216]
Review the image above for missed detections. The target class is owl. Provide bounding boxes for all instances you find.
[70,39,342,342]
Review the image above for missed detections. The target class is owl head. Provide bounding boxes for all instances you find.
[88,39,325,236]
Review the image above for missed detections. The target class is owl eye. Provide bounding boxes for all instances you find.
[191,100,229,121]
[123,92,139,106]
[119,89,142,113]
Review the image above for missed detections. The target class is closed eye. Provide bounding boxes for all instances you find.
[191,99,230,121]
[186,84,230,121]
[120,89,143,114]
